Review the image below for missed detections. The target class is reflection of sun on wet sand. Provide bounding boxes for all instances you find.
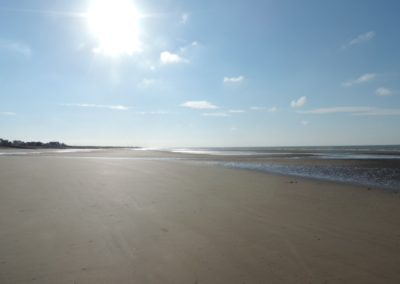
[1,149,400,283]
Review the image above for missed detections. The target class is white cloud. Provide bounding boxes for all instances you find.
[300,106,400,116]
[160,51,185,64]
[181,13,189,24]
[375,87,392,97]
[138,78,156,88]
[181,101,218,110]
[343,31,375,49]
[64,104,129,110]
[202,112,229,117]
[301,120,309,126]
[268,107,278,112]
[0,112,16,116]
[342,73,376,87]
[228,109,245,113]
[0,39,31,57]
[223,76,244,84]
[290,96,307,108]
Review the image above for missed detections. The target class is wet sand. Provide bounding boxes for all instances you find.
[1,150,400,283]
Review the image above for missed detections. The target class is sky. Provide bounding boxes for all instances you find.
[1,0,400,147]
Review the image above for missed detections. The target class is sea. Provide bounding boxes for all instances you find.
[164,146,400,191]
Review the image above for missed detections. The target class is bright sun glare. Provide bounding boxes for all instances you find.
[87,0,142,56]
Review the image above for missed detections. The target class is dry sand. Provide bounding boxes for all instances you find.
[1,150,400,283]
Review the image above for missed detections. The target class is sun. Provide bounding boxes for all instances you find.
[87,0,142,56]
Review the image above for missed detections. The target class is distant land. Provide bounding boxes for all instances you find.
[0,138,136,150]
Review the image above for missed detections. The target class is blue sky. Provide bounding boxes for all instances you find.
[1,0,400,147]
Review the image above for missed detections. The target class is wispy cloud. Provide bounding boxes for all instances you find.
[249,106,266,111]
[202,112,229,117]
[249,106,277,112]
[290,96,307,108]
[301,120,309,126]
[180,41,198,53]
[180,13,189,24]
[228,109,245,113]
[134,110,170,115]
[0,39,31,57]
[250,106,264,111]
[301,106,374,114]
[342,31,375,49]
[138,78,156,88]
[0,112,16,116]
[63,104,129,110]
[342,73,376,87]
[375,87,392,97]
[301,106,400,116]
[223,76,244,84]
[181,101,218,110]
[160,51,186,64]
[359,108,400,116]
[0,7,85,18]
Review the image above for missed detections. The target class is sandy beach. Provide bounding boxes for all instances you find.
[1,149,400,283]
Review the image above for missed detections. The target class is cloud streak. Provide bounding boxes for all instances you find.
[0,7,85,18]
[342,73,376,87]
[181,101,218,110]
[63,104,129,110]
[0,112,16,116]
[342,31,375,49]
[249,106,278,112]
[228,109,245,113]
[0,39,31,57]
[202,112,229,117]
[223,76,244,84]
[179,41,198,53]
[301,106,400,116]
[138,78,156,88]
[134,110,170,115]
[250,106,266,111]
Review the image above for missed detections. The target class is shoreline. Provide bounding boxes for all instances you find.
[2,148,399,192]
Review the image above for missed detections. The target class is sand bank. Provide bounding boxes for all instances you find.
[0,151,400,283]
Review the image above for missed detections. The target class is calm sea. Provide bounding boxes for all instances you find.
[170,145,400,159]
[168,146,400,191]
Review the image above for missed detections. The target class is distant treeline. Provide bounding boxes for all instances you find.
[0,138,67,149]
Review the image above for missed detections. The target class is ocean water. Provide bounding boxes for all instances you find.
[168,146,400,191]
[169,145,400,159]
[210,161,400,191]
